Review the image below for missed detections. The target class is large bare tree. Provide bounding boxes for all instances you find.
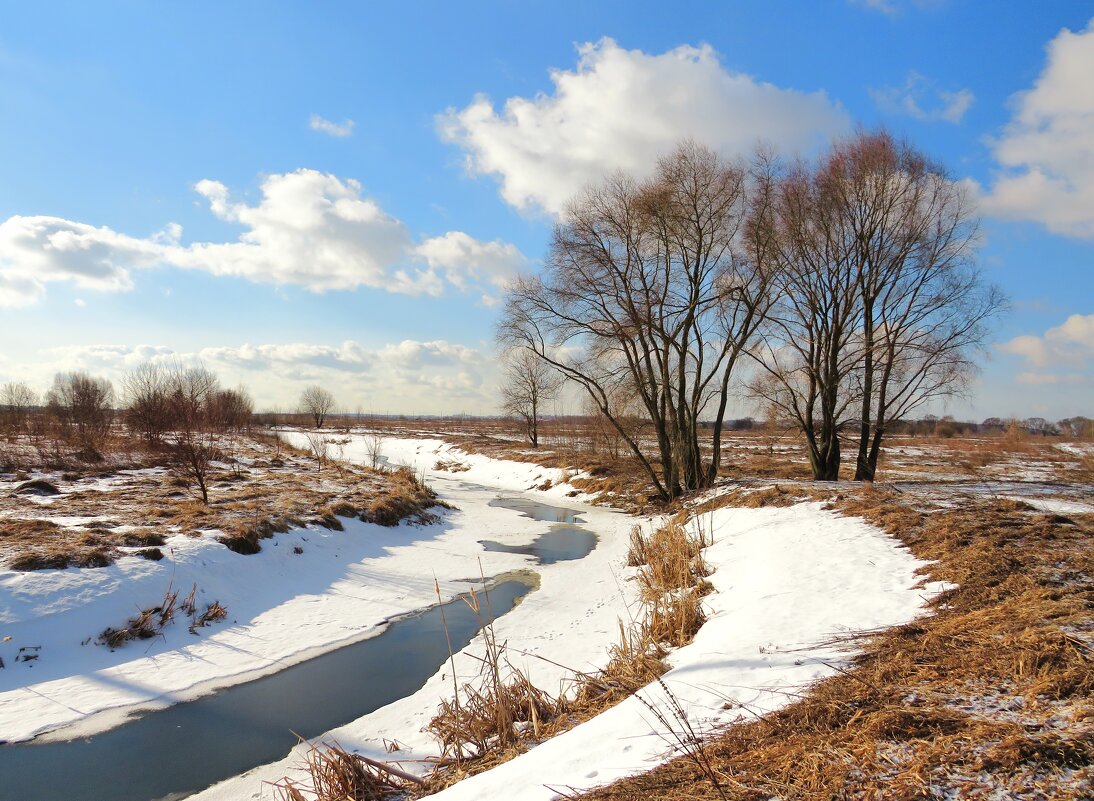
[829,132,1004,481]
[500,142,775,501]
[752,132,1003,481]
[750,158,865,481]
[500,348,563,447]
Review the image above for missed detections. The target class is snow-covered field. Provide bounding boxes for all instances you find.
[2,434,949,800]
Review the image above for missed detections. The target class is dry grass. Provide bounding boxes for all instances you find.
[578,493,1094,801]
[99,582,229,648]
[99,583,180,649]
[423,582,570,789]
[1,433,443,569]
[415,514,720,793]
[629,515,713,648]
[3,518,120,570]
[272,738,415,801]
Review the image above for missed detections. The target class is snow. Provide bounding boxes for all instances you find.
[2,433,945,801]
[191,438,944,801]
[1000,495,1094,515]
[0,436,633,744]
[1055,442,1094,457]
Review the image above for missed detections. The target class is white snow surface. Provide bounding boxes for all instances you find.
[0,435,630,744]
[2,434,945,801]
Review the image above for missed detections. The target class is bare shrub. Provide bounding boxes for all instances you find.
[123,363,172,444]
[165,365,222,504]
[1,381,38,437]
[209,386,254,432]
[304,432,329,473]
[362,432,386,470]
[46,371,115,456]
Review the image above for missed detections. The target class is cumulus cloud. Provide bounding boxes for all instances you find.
[999,313,1094,385]
[414,231,527,304]
[439,38,849,216]
[979,19,1094,237]
[309,114,355,137]
[180,170,416,292]
[0,169,527,306]
[870,72,974,123]
[0,216,177,306]
[10,339,496,414]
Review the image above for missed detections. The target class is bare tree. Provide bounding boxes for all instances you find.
[752,132,1003,481]
[46,372,115,454]
[749,157,864,481]
[123,363,172,444]
[1,382,38,436]
[500,349,563,447]
[209,386,254,432]
[165,366,222,504]
[829,132,1005,480]
[500,143,775,501]
[300,385,335,429]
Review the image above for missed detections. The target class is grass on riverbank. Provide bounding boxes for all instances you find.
[1,432,443,569]
[577,492,1094,801]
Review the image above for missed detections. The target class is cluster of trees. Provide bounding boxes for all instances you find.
[1,369,351,501]
[123,364,256,502]
[124,364,253,445]
[500,132,1006,499]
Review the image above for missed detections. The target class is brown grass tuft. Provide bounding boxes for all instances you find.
[272,738,414,801]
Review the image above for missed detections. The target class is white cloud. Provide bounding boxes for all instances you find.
[870,71,974,123]
[439,38,849,216]
[309,114,355,138]
[979,19,1094,237]
[0,215,175,306]
[180,170,417,292]
[0,169,526,306]
[10,339,497,414]
[414,231,526,303]
[999,313,1094,385]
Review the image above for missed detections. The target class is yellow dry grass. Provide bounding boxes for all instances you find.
[1,433,442,569]
[578,493,1094,801]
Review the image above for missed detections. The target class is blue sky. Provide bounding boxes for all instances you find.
[1,1,1091,418]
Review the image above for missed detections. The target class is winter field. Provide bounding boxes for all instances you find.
[1,426,1091,800]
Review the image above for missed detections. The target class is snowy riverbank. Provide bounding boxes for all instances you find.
[194,435,947,800]
[2,433,947,801]
[0,434,636,746]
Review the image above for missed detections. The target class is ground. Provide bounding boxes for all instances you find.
[1,423,1091,799]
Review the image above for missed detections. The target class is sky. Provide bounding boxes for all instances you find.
[0,0,1091,420]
